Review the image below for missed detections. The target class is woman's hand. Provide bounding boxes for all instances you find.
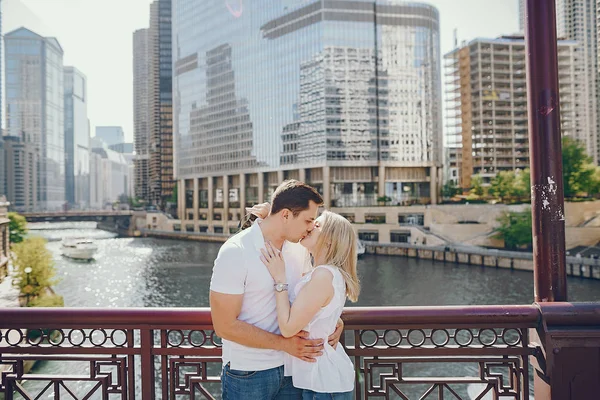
[246,202,271,219]
[260,241,286,283]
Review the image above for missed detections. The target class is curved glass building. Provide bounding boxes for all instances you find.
[173,0,442,240]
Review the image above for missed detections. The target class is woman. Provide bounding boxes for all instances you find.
[260,210,360,400]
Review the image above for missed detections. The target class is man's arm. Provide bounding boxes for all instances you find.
[210,291,324,362]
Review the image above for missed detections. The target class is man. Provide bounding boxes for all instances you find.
[210,180,343,399]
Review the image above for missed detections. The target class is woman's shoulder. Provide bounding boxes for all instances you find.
[311,265,339,280]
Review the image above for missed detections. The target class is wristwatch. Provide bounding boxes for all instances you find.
[274,283,288,292]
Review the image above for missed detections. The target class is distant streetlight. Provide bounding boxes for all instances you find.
[24,267,32,306]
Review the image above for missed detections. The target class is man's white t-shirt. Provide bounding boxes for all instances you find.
[210,222,309,371]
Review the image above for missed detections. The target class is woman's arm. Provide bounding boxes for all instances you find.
[260,243,334,338]
[275,268,333,338]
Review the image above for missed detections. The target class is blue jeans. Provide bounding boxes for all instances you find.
[302,389,354,400]
[222,363,302,400]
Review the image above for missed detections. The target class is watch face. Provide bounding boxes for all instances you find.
[275,283,287,292]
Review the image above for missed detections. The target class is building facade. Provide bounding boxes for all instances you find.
[444,35,580,188]
[0,136,5,197]
[89,151,103,210]
[133,28,150,203]
[64,67,90,209]
[521,0,599,163]
[5,27,65,211]
[0,196,9,281]
[148,0,174,208]
[90,138,132,207]
[3,136,38,212]
[556,0,599,164]
[95,126,125,147]
[108,142,134,154]
[172,0,442,234]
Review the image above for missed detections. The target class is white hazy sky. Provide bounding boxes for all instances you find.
[4,0,520,143]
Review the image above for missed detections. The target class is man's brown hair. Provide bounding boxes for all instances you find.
[270,180,323,216]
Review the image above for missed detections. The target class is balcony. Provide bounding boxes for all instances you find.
[1,304,599,399]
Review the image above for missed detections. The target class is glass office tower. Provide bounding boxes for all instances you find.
[172,0,442,237]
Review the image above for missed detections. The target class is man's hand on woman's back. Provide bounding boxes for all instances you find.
[281,331,324,363]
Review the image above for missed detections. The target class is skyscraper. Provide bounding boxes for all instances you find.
[0,135,5,198]
[3,135,38,212]
[445,35,581,188]
[172,0,442,235]
[0,0,4,134]
[520,0,599,163]
[133,28,150,202]
[148,0,174,208]
[5,27,65,211]
[518,0,526,32]
[64,66,90,209]
[556,0,598,163]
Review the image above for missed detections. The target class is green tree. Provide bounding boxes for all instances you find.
[11,237,58,302]
[562,136,596,198]
[489,171,516,202]
[494,210,533,250]
[129,197,143,208]
[470,175,485,197]
[442,181,461,198]
[8,212,28,244]
[513,169,531,201]
[170,184,178,204]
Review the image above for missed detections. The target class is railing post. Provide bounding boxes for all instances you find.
[140,328,156,400]
[525,0,567,303]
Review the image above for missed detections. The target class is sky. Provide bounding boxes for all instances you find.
[3,0,520,143]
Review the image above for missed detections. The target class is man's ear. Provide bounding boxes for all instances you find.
[281,208,290,221]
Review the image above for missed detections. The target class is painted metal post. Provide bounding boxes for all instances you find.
[525,0,567,302]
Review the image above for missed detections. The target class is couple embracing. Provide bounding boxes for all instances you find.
[210,180,360,399]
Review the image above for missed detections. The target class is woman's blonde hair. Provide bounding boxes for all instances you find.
[313,211,360,302]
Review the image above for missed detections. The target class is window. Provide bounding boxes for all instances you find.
[214,226,223,234]
[398,214,424,225]
[186,224,194,232]
[365,214,386,224]
[390,231,410,243]
[358,231,379,242]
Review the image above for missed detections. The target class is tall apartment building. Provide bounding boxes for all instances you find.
[134,0,174,208]
[64,67,90,209]
[445,35,580,188]
[152,0,174,208]
[520,0,599,163]
[0,136,5,197]
[5,27,65,211]
[3,136,38,212]
[133,28,150,202]
[0,0,3,136]
[172,0,443,238]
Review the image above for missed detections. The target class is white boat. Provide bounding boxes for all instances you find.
[61,238,98,260]
[357,239,366,258]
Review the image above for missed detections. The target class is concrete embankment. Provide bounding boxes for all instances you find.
[365,242,600,279]
[140,229,229,243]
